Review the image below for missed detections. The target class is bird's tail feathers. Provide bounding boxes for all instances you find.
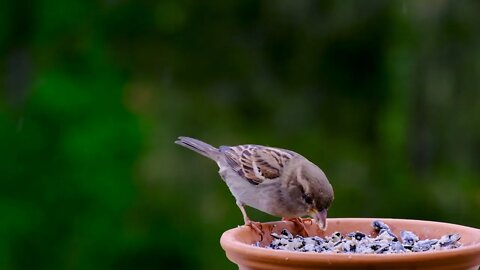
[175,136,219,160]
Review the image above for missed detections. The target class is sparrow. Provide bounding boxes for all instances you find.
[175,136,334,233]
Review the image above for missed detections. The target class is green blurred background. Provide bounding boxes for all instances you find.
[1,0,480,269]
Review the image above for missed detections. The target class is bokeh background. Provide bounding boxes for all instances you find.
[1,0,480,269]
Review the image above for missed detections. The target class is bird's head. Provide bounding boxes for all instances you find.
[292,160,334,230]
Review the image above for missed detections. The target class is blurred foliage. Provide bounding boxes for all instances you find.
[1,0,480,269]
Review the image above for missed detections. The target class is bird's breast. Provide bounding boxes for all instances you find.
[219,166,294,217]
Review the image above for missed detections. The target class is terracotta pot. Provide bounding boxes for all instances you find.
[220,218,480,270]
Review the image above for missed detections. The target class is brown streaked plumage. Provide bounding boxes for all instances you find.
[175,136,334,232]
[221,145,294,185]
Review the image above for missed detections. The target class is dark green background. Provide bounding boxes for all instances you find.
[1,1,479,269]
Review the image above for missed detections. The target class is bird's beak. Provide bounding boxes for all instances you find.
[311,209,328,230]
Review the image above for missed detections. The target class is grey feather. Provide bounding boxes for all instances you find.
[175,136,220,160]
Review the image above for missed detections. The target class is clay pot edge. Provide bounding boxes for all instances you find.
[220,218,480,266]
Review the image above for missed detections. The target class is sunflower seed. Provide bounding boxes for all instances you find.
[257,220,462,254]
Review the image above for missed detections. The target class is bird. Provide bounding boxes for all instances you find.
[175,136,334,234]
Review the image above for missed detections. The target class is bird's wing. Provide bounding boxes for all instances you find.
[220,145,295,185]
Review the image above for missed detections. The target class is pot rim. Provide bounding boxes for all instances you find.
[220,218,480,265]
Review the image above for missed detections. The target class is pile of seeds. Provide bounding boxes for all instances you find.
[258,220,461,254]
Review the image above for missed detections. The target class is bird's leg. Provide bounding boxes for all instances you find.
[282,217,309,236]
[236,201,263,236]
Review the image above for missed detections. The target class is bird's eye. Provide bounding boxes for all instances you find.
[303,194,313,204]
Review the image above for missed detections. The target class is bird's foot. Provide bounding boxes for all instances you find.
[282,217,310,236]
[245,220,264,240]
